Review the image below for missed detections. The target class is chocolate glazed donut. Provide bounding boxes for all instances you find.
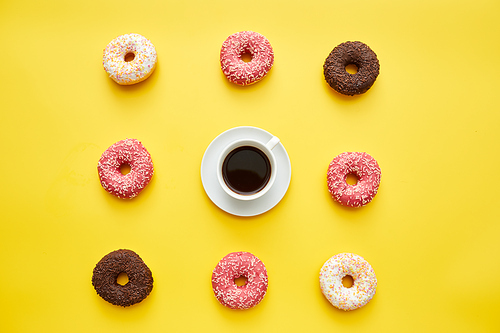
[323,41,380,96]
[92,249,153,307]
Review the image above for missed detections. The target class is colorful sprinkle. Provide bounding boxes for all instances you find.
[103,33,157,85]
[319,253,377,311]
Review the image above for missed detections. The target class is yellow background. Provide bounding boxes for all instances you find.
[1,0,499,331]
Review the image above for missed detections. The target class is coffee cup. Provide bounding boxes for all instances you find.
[217,136,280,201]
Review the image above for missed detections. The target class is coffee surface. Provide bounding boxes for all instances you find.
[222,146,271,195]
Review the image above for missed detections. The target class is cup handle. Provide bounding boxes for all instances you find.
[265,136,280,150]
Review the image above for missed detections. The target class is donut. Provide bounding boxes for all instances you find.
[103,33,157,85]
[323,41,379,95]
[220,31,274,86]
[211,252,268,309]
[327,152,381,207]
[97,138,154,199]
[319,253,377,311]
[92,249,154,307]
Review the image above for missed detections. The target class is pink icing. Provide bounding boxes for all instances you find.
[327,152,381,207]
[211,252,268,309]
[97,138,154,199]
[220,31,274,86]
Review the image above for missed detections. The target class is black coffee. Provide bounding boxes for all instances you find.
[222,146,271,195]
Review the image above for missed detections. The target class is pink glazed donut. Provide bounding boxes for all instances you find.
[97,138,154,199]
[220,31,274,86]
[211,252,268,309]
[327,152,381,207]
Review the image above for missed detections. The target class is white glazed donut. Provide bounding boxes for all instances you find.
[319,253,377,311]
[103,33,157,85]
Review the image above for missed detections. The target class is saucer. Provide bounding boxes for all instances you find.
[201,126,291,217]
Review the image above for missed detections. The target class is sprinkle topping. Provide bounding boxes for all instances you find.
[92,249,154,307]
[319,253,377,311]
[103,33,157,85]
[97,138,154,199]
[327,152,381,207]
[220,31,274,86]
[323,41,380,95]
[211,252,268,310]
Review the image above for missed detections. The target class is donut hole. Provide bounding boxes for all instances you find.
[342,275,354,288]
[345,173,359,185]
[345,63,358,74]
[124,52,135,62]
[120,163,131,175]
[240,51,253,63]
[117,272,129,286]
[234,276,248,287]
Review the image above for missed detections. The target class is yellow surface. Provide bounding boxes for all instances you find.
[1,0,499,332]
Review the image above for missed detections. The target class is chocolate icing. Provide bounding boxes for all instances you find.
[92,249,153,307]
[323,41,380,96]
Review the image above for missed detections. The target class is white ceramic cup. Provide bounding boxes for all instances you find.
[217,136,280,201]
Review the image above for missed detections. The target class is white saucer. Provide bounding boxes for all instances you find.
[201,126,291,217]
